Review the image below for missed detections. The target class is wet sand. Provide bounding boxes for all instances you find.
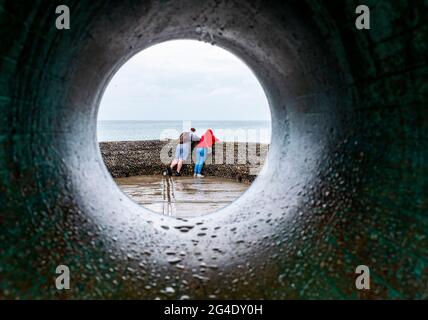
[115,175,250,217]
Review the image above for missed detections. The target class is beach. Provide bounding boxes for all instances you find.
[100,139,269,216]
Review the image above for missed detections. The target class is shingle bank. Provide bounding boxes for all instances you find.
[100,140,269,183]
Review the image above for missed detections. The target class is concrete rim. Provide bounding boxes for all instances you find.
[8,0,426,299]
[57,1,349,298]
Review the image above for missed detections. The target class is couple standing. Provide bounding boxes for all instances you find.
[169,128,219,177]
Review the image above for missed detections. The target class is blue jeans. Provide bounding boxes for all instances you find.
[194,148,208,174]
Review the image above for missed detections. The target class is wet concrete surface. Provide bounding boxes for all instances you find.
[115,175,250,217]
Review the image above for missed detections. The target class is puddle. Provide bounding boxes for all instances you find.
[115,175,250,217]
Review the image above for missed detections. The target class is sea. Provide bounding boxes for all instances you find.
[97,120,271,144]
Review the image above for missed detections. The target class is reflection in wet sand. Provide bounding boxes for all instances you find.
[115,175,250,217]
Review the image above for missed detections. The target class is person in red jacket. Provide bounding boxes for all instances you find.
[193,129,220,178]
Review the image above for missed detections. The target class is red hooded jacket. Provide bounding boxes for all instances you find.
[197,129,220,148]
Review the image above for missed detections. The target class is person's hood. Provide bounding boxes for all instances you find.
[198,129,220,147]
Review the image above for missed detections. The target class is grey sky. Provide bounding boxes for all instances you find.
[98,40,270,121]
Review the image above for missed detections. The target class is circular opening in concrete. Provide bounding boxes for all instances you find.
[65,0,346,267]
[1,0,361,299]
[32,0,352,299]
[97,40,271,217]
[77,1,344,263]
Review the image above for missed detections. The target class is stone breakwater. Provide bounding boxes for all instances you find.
[100,140,269,183]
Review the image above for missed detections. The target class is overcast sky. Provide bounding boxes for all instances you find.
[98,40,270,121]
